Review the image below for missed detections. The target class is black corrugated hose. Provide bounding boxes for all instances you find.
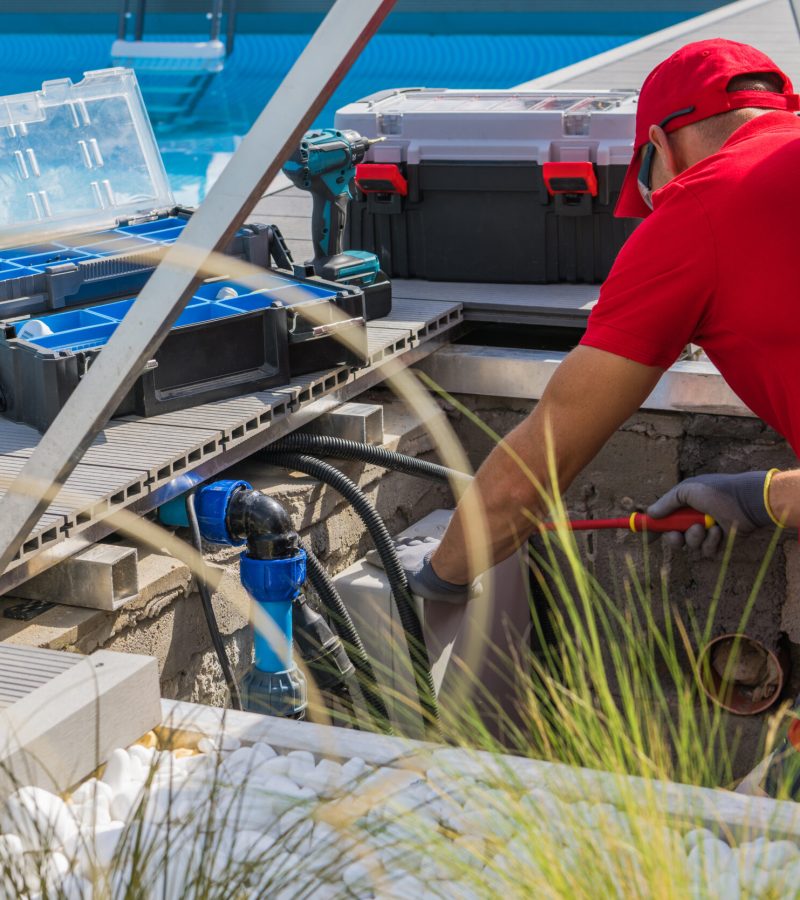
[185,492,243,711]
[268,433,472,486]
[271,435,560,651]
[263,450,441,736]
[304,545,393,734]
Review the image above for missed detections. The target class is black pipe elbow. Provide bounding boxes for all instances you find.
[226,488,299,560]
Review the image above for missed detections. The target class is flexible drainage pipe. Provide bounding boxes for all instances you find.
[263,450,441,735]
[268,433,471,486]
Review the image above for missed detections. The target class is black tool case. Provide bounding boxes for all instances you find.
[0,69,370,431]
[335,88,640,284]
[0,273,368,432]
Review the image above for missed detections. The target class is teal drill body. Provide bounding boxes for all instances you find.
[282,128,380,284]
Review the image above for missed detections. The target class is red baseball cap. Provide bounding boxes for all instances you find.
[616,39,800,219]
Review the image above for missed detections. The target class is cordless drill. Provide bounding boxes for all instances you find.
[282,128,382,284]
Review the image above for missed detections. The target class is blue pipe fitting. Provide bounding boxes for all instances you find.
[195,479,252,545]
[241,549,306,673]
[156,472,205,526]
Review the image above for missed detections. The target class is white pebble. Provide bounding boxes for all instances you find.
[92,822,128,870]
[684,828,719,852]
[687,837,732,883]
[342,859,375,889]
[2,787,78,851]
[128,744,158,768]
[198,734,241,755]
[0,834,24,859]
[102,748,132,795]
[221,745,257,772]
[59,872,93,900]
[230,829,276,863]
[342,756,369,783]
[261,755,292,777]
[252,741,278,760]
[739,837,799,870]
[73,778,114,810]
[740,866,774,897]
[110,784,141,822]
[288,749,315,765]
[375,873,428,898]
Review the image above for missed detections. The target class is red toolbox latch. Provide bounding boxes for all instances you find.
[542,161,598,197]
[355,163,408,196]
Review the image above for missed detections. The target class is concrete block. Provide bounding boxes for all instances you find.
[0,648,160,797]
[10,544,139,611]
[300,401,384,444]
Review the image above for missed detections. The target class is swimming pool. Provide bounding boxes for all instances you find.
[0,20,661,205]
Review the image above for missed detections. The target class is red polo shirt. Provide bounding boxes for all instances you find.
[580,112,800,456]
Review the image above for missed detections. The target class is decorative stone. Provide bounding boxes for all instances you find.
[3,787,79,851]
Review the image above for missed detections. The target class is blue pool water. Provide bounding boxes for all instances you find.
[0,25,648,205]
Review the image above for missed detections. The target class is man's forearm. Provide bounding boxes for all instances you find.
[768,469,800,527]
[429,415,554,584]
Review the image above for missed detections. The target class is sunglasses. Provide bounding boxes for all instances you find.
[637,106,696,210]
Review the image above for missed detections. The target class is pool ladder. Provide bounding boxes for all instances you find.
[112,0,238,124]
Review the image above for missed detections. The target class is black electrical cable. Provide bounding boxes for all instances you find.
[185,492,243,711]
[263,451,441,735]
[304,546,393,734]
[268,433,472,486]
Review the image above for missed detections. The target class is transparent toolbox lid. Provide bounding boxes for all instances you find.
[0,67,174,248]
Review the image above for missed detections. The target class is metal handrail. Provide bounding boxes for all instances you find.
[116,0,238,49]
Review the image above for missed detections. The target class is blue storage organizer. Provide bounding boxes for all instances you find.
[15,274,339,354]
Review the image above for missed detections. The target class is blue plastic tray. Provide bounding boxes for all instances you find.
[16,275,340,354]
[0,216,197,284]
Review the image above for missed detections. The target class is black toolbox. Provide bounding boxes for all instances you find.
[0,68,372,431]
[0,273,368,432]
[335,88,640,284]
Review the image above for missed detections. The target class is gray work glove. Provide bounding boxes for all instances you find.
[647,471,773,557]
[393,536,478,604]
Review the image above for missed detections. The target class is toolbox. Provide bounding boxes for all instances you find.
[0,274,368,432]
[335,88,640,284]
[0,67,371,431]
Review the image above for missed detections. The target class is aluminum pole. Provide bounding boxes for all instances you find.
[0,0,397,575]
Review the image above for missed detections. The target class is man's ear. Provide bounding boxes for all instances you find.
[648,124,681,180]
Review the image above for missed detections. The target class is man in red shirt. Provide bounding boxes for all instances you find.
[400,39,800,601]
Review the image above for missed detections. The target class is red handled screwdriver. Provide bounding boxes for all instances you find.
[542,507,715,533]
